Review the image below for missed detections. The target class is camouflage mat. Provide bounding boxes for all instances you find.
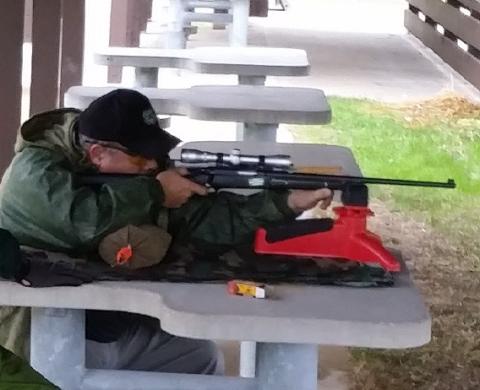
[20,244,394,288]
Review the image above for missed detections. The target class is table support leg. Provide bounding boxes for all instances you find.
[240,341,256,378]
[238,123,278,142]
[135,67,159,88]
[30,307,85,390]
[256,343,318,390]
[29,307,256,390]
[238,75,266,85]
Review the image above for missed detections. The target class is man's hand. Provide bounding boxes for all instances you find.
[156,168,208,208]
[287,189,333,214]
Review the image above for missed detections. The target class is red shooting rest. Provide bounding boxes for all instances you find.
[254,205,401,272]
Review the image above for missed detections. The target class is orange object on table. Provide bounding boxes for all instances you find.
[227,280,267,298]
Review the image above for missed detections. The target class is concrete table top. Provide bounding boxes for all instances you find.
[64,85,332,125]
[0,143,429,349]
[0,264,429,348]
[94,46,310,77]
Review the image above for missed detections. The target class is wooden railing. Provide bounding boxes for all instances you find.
[405,0,480,90]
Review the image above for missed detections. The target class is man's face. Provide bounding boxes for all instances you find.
[87,143,158,174]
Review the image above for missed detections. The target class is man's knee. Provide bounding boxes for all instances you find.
[86,312,223,374]
[188,339,224,375]
[153,337,223,374]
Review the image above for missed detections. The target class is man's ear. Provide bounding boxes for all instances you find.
[87,144,106,167]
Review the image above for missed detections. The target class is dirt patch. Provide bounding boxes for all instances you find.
[370,93,480,127]
[348,199,480,390]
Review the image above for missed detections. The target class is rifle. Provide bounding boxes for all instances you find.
[79,149,456,273]
[79,148,456,192]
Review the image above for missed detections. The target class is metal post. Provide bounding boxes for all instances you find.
[256,343,318,390]
[0,0,24,174]
[30,308,86,390]
[240,341,256,378]
[229,0,250,46]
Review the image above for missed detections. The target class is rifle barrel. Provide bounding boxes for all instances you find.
[76,170,456,190]
[282,172,456,189]
[190,169,456,190]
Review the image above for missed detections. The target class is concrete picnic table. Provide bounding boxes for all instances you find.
[94,46,310,87]
[0,142,431,390]
[64,85,331,142]
[166,0,251,47]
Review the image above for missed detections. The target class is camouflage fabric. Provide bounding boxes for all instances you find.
[149,243,394,287]
[20,243,394,288]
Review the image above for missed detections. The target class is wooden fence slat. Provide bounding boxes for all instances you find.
[409,0,480,49]
[405,9,480,90]
[30,0,62,115]
[0,1,24,174]
[456,0,480,14]
[108,0,152,83]
[60,0,85,106]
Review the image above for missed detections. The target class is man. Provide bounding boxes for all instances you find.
[0,89,332,374]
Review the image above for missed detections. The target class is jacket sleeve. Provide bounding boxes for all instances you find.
[168,189,297,249]
[0,147,163,252]
[0,345,58,389]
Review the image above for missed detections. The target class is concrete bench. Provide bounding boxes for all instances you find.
[64,85,331,142]
[0,142,431,390]
[94,46,310,87]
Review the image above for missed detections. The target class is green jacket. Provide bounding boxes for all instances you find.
[0,345,57,389]
[0,109,295,359]
[0,108,294,253]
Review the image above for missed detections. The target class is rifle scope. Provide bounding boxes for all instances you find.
[180,149,292,169]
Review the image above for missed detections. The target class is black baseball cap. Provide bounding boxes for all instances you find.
[78,89,180,160]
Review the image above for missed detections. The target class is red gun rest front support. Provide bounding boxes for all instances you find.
[254,184,401,272]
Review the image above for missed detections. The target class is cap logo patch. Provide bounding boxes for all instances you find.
[142,109,157,125]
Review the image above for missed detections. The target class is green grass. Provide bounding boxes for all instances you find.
[292,97,480,268]
[293,96,480,389]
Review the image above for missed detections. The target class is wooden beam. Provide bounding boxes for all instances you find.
[0,1,24,174]
[456,0,480,14]
[408,0,480,49]
[60,0,85,106]
[405,9,480,90]
[30,0,62,115]
[108,0,152,83]
[250,0,268,17]
[24,0,33,43]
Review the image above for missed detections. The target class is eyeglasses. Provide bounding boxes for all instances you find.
[79,135,141,157]
[78,134,169,172]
